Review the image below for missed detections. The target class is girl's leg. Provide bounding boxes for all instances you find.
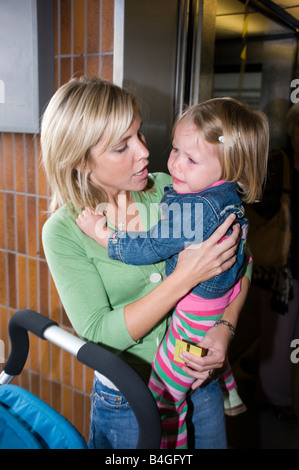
[149,367,189,449]
[149,327,195,449]
[219,359,247,416]
[219,358,236,392]
[149,302,232,449]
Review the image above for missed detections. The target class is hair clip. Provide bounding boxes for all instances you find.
[233,128,241,140]
[218,128,241,145]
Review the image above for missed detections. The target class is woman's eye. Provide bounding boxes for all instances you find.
[115,144,128,153]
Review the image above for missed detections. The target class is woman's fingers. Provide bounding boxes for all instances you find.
[180,356,210,384]
[188,214,240,263]
[212,218,240,267]
[208,213,237,242]
[181,360,221,389]
[175,213,242,289]
[180,351,223,372]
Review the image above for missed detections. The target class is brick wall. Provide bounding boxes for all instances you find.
[0,0,114,441]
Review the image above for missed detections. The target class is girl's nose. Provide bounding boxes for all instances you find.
[172,154,182,172]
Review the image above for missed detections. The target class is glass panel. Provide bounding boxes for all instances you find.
[213,0,298,149]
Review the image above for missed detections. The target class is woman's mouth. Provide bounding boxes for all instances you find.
[134,167,148,178]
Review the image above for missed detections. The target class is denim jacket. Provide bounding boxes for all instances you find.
[108,182,248,299]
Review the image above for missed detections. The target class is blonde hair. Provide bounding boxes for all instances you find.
[175,97,269,203]
[41,77,141,213]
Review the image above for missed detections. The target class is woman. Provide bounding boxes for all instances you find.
[41,77,251,449]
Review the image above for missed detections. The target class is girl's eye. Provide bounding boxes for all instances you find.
[138,130,146,143]
[171,146,178,153]
[188,157,196,164]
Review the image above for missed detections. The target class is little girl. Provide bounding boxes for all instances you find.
[76,97,269,448]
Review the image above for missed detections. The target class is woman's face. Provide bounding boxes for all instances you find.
[88,118,149,198]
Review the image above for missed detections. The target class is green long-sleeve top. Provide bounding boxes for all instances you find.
[42,173,172,381]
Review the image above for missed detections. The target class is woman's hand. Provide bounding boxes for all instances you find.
[123,213,244,343]
[180,323,231,389]
[176,213,240,289]
[179,274,251,389]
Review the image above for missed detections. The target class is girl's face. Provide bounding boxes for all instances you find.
[88,118,149,198]
[168,120,222,193]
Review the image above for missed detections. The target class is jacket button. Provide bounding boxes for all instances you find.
[150,273,162,283]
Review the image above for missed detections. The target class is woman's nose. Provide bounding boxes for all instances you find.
[136,139,149,159]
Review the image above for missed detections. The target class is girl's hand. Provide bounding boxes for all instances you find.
[76,207,113,247]
[176,213,240,289]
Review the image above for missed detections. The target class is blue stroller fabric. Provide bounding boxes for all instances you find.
[0,385,87,449]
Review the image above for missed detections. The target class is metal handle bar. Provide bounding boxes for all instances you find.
[0,309,162,449]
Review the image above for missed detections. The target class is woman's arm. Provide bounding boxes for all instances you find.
[180,273,251,389]
[43,210,239,350]
[125,213,240,341]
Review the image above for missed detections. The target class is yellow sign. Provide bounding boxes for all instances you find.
[174,339,206,364]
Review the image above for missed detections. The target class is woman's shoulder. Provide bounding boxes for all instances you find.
[149,172,172,187]
[42,205,77,242]
[147,172,172,198]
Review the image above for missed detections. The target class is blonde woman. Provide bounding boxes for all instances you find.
[41,77,249,449]
[76,97,269,448]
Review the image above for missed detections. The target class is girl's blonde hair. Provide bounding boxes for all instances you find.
[175,97,269,203]
[41,77,141,213]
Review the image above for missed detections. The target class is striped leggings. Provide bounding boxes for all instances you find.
[148,299,236,449]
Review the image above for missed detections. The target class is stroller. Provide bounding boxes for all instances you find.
[0,309,162,449]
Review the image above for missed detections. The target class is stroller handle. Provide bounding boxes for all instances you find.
[2,309,162,449]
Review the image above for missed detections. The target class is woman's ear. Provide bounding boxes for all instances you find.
[75,161,89,173]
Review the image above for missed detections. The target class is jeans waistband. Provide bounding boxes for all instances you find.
[94,371,119,391]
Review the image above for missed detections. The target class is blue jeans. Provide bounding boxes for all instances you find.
[88,376,227,449]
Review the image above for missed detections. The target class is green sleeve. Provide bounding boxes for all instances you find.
[42,173,171,357]
[42,213,136,351]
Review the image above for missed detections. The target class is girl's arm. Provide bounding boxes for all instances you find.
[44,211,239,349]
[125,214,240,341]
